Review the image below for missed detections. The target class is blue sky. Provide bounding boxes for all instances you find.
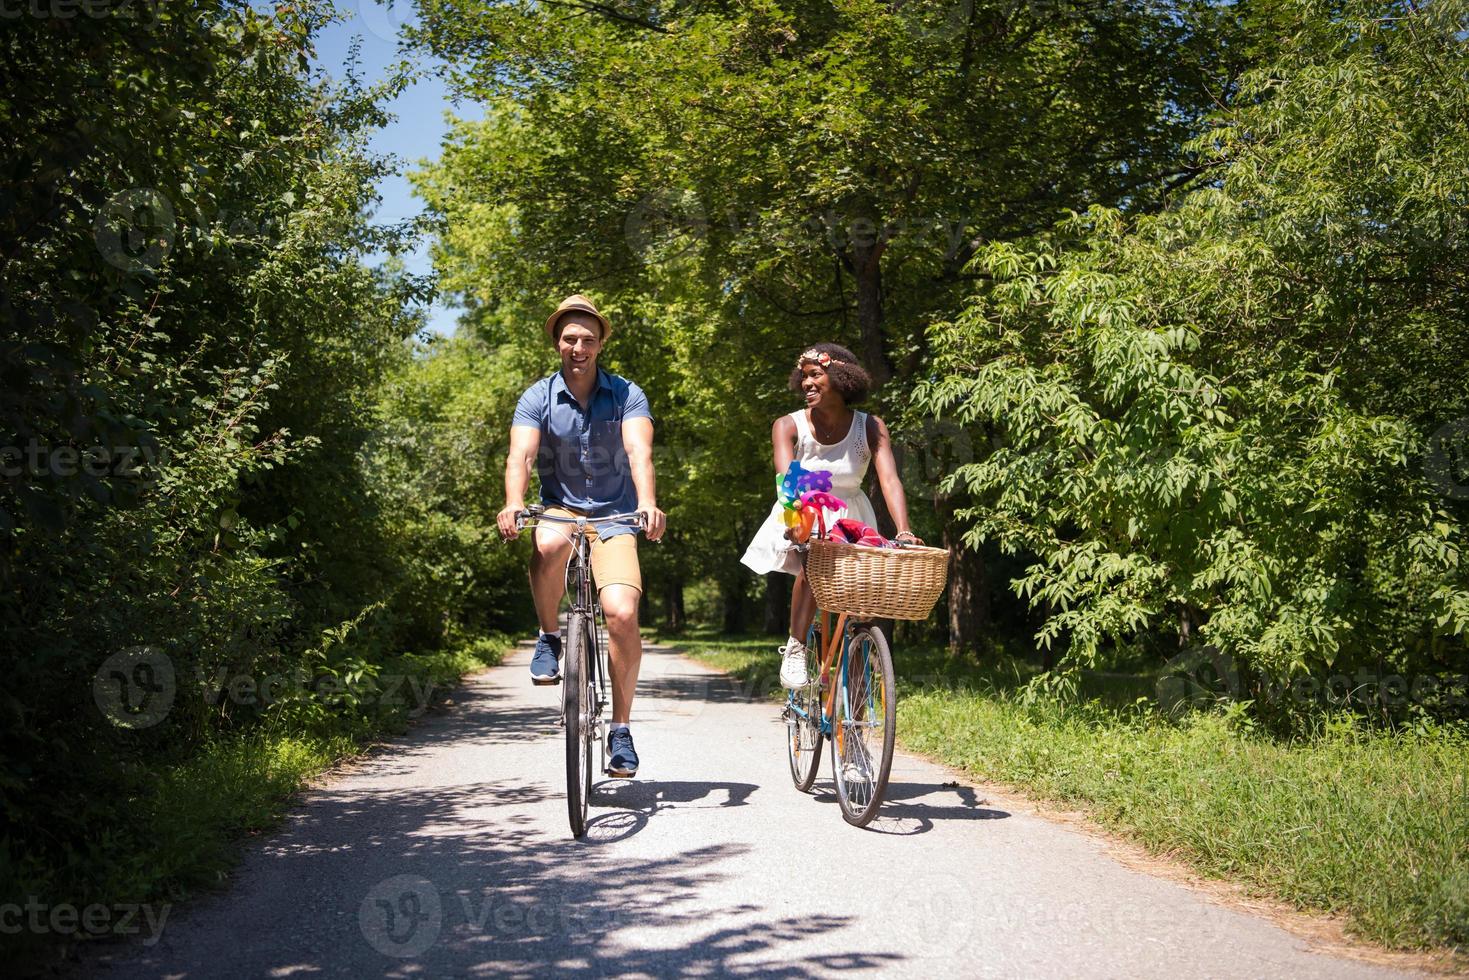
[311,1,482,336]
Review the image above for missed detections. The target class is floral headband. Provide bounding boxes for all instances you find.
[796,348,842,369]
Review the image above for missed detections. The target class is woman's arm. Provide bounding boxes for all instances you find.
[868,414,919,541]
[772,415,797,474]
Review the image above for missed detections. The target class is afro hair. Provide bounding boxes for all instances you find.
[788,342,872,405]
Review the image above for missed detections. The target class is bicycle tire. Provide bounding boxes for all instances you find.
[564,611,593,838]
[830,624,896,827]
[785,622,824,791]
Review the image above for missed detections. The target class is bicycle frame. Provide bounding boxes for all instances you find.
[517,509,643,739]
[811,609,851,734]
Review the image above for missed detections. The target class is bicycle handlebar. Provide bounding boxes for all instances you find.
[514,508,649,534]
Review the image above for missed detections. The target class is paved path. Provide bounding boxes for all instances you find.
[87,643,1416,978]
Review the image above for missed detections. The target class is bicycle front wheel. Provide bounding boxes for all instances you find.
[785,627,824,791]
[564,612,594,838]
[830,625,896,827]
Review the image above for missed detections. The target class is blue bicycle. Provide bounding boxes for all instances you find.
[783,608,896,827]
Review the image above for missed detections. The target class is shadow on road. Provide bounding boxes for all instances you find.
[576,778,760,844]
[797,779,1010,837]
[88,778,904,978]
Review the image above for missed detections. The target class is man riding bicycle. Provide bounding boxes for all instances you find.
[496,294,666,777]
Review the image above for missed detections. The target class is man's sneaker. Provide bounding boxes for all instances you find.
[779,642,810,689]
[529,633,561,685]
[607,728,639,777]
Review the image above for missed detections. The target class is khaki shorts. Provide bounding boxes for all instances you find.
[541,507,642,594]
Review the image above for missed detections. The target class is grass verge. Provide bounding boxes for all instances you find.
[658,627,1469,956]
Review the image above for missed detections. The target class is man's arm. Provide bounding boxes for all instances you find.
[621,416,665,541]
[497,425,541,539]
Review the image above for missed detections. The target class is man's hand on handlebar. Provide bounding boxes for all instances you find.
[638,503,667,543]
[496,503,525,541]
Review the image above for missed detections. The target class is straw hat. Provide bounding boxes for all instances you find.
[544,294,611,342]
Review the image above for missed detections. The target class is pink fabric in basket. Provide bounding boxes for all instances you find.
[832,518,888,547]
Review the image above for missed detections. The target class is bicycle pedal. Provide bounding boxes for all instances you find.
[531,676,562,686]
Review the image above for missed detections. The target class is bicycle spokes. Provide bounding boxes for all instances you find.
[831,627,895,826]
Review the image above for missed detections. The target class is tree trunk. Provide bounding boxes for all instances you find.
[762,572,788,635]
[849,239,892,388]
[849,225,893,641]
[719,577,746,633]
[944,521,990,658]
[665,577,685,632]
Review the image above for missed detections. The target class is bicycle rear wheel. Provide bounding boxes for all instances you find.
[785,624,824,791]
[830,625,896,827]
[564,611,594,838]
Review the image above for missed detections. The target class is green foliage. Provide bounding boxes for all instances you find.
[902,682,1469,951]
[917,0,1469,711]
[408,0,1238,626]
[369,333,541,643]
[0,2,508,956]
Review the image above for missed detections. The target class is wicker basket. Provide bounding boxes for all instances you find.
[803,538,950,620]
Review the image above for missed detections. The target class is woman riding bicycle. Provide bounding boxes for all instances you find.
[739,343,922,689]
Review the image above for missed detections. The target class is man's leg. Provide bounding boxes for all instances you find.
[590,532,642,776]
[527,518,574,682]
[590,532,643,722]
[529,522,573,632]
[600,583,642,723]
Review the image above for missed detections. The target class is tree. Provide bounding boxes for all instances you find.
[917,0,1469,717]
[407,0,1238,644]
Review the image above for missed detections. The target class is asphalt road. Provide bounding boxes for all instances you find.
[86,642,1418,979]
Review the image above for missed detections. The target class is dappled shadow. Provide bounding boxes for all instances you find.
[82,646,903,977]
[84,775,902,978]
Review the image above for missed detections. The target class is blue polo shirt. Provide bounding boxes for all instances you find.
[512,368,652,535]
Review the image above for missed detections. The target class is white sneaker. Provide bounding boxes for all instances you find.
[779,642,810,688]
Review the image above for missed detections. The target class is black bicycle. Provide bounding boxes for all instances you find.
[515,505,646,838]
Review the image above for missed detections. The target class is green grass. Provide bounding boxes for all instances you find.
[9,634,510,971]
[658,628,1469,955]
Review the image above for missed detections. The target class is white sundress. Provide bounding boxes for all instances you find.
[740,409,880,577]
